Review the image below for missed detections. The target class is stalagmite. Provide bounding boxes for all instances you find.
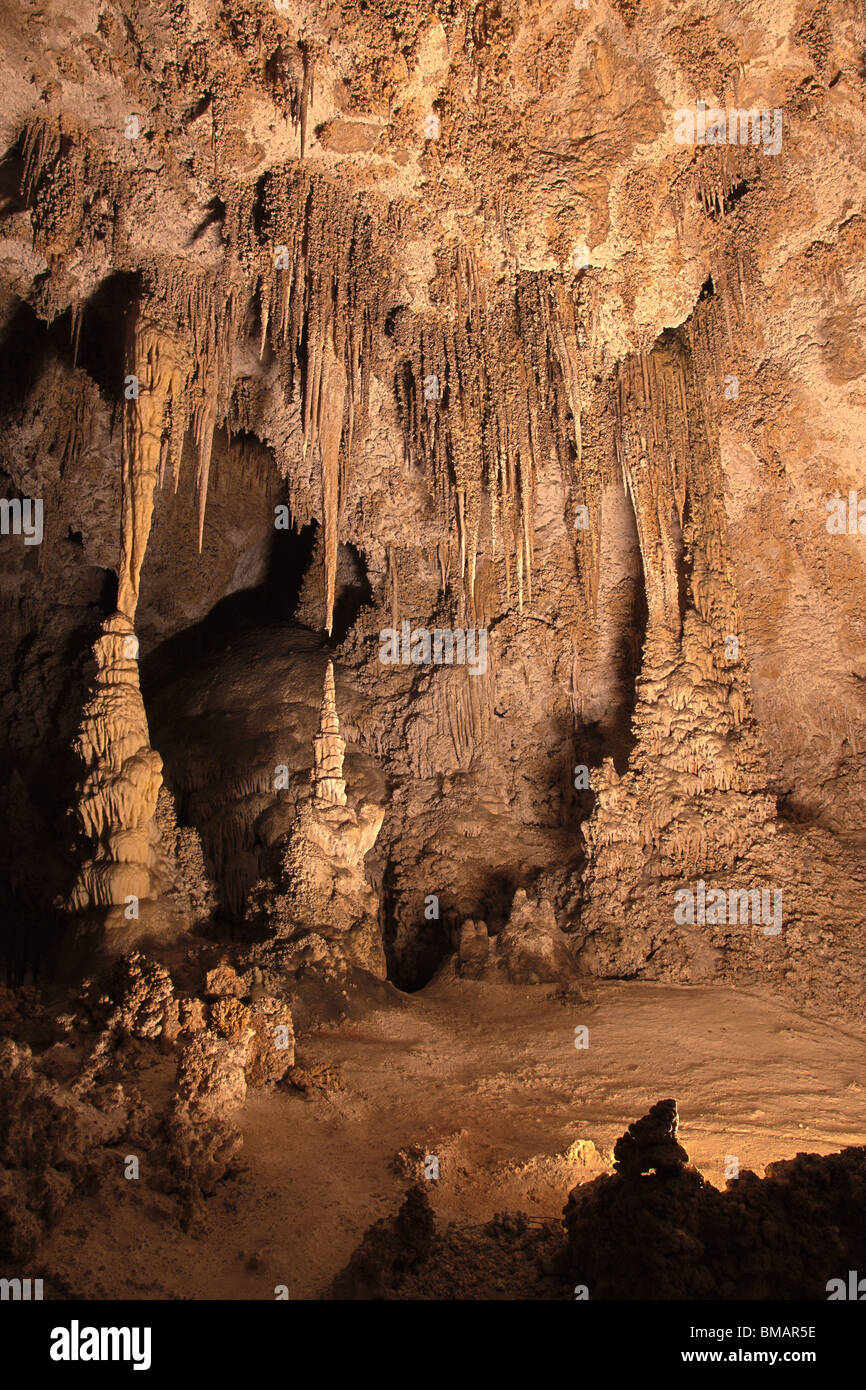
[69,313,189,919]
[248,661,386,977]
[312,661,347,806]
[581,316,777,987]
[68,614,164,913]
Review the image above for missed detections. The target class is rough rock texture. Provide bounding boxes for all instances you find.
[1,0,865,1013]
[0,0,866,1304]
[67,613,164,912]
[332,1101,866,1300]
[612,1097,690,1177]
[152,785,218,931]
[165,1031,248,1226]
[452,887,575,982]
[207,992,296,1085]
[0,1036,128,1261]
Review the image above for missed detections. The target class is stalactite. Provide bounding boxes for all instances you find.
[245,168,394,626]
[396,261,586,623]
[20,117,62,206]
[319,341,347,635]
[119,312,190,620]
[298,41,315,158]
[138,262,241,551]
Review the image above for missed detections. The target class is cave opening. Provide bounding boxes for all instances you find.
[141,513,318,674]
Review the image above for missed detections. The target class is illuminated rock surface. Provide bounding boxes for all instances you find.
[0,0,864,1303]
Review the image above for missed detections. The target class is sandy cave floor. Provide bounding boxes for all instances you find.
[43,978,866,1300]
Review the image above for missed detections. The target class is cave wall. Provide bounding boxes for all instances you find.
[0,0,864,1008]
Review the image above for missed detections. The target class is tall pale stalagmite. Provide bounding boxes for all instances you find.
[69,615,164,910]
[69,313,188,916]
[313,660,348,806]
[253,659,386,976]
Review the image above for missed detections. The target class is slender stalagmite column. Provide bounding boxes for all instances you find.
[266,658,386,976]
[69,312,189,915]
[312,660,347,807]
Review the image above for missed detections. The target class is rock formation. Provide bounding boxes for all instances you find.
[564,1101,866,1301]
[249,660,386,978]
[312,661,348,807]
[612,1098,690,1178]
[68,615,164,915]
[452,888,574,984]
[66,313,191,924]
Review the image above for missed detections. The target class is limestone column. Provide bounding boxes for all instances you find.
[68,310,189,916]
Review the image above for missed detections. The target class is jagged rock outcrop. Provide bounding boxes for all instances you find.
[330,1185,436,1300]
[612,1098,690,1178]
[165,1030,248,1227]
[565,1101,866,1300]
[152,786,217,931]
[0,1037,130,1262]
[207,990,296,1087]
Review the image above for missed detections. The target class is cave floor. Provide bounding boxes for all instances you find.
[44,978,866,1300]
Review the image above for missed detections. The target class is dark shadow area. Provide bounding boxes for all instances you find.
[329,541,373,646]
[189,197,226,245]
[0,144,25,217]
[0,300,55,408]
[141,517,318,676]
[73,271,140,395]
[0,271,139,411]
[139,518,321,930]
[381,871,455,993]
[672,493,693,636]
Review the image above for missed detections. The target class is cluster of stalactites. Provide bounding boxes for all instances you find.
[613,246,756,648]
[135,263,243,555]
[614,333,722,642]
[396,258,587,620]
[19,112,246,565]
[249,170,396,632]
